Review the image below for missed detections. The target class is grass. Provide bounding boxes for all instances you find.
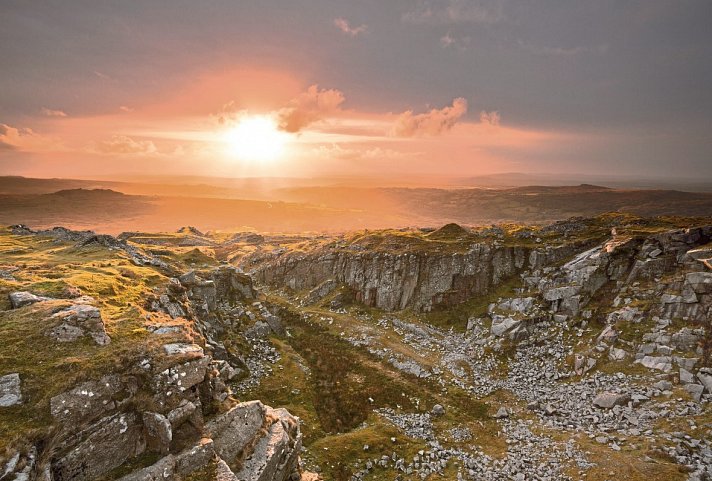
[0,228,192,462]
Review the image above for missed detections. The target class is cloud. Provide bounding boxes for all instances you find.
[403,0,503,25]
[41,108,67,117]
[440,33,471,50]
[0,123,36,151]
[334,17,368,37]
[92,135,158,155]
[479,110,501,126]
[393,97,468,137]
[277,85,346,133]
[119,105,134,113]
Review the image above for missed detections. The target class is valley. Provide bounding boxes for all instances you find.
[1,214,710,480]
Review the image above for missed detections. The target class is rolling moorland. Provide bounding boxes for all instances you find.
[2,176,712,234]
[0,212,711,481]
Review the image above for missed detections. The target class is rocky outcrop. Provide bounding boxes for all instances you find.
[10,224,168,268]
[35,343,303,481]
[253,244,530,312]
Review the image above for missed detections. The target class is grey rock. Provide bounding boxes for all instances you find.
[8,291,49,308]
[205,400,266,463]
[697,372,712,393]
[143,412,172,453]
[0,373,22,407]
[51,412,145,481]
[592,391,630,409]
[50,374,131,425]
[48,304,110,345]
[684,384,705,402]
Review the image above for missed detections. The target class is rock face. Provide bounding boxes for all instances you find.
[41,346,302,481]
[253,244,531,312]
[0,373,22,407]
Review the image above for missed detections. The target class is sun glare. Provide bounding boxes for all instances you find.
[223,116,288,162]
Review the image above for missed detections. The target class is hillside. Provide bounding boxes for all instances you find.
[1,214,710,481]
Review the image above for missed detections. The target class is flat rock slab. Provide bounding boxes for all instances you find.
[0,373,22,407]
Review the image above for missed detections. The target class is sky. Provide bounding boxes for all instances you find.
[1,0,711,181]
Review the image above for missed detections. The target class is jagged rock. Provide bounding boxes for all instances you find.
[51,412,145,481]
[490,316,530,340]
[117,438,215,481]
[48,304,111,345]
[50,374,134,425]
[0,373,22,407]
[636,355,672,372]
[495,297,535,314]
[609,347,627,361]
[167,400,199,428]
[8,291,49,308]
[205,400,266,463]
[685,272,712,294]
[697,372,712,393]
[253,243,529,312]
[680,368,695,384]
[154,355,211,395]
[216,458,240,480]
[143,412,172,453]
[671,328,702,351]
[302,279,338,305]
[245,321,272,339]
[684,384,705,402]
[543,286,578,302]
[233,407,301,481]
[592,391,630,409]
[494,407,509,419]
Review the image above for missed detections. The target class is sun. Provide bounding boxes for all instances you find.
[223,115,288,162]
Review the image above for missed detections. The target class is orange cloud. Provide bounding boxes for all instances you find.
[393,97,468,136]
[41,107,68,118]
[479,110,501,126]
[277,85,345,133]
[334,18,368,37]
[91,135,158,155]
